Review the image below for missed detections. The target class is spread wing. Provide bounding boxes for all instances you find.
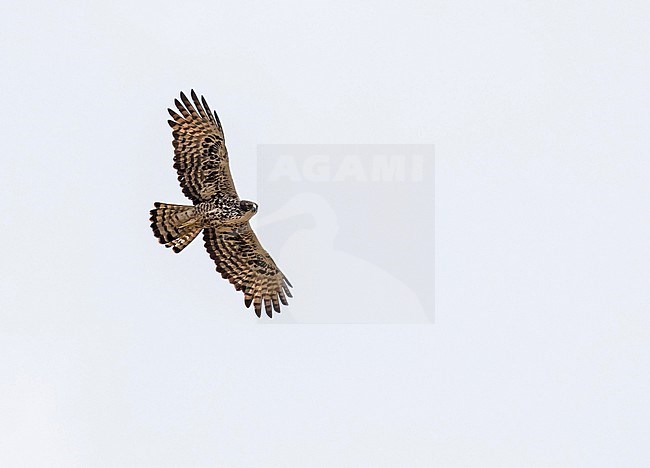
[167,90,238,204]
[203,224,293,318]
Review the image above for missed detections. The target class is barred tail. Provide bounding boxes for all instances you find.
[150,202,202,253]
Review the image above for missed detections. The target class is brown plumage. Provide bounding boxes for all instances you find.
[150,90,292,318]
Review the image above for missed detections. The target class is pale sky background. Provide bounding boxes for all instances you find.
[1,1,649,467]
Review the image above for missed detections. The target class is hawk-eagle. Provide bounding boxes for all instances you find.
[150,90,292,318]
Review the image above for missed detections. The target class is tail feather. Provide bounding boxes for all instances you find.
[150,202,202,253]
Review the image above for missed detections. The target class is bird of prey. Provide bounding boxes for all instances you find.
[150,90,292,318]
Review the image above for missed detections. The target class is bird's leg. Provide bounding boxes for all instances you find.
[178,219,199,229]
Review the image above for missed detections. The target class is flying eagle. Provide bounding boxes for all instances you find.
[150,90,292,318]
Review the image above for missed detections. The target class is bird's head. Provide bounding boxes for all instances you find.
[240,200,259,220]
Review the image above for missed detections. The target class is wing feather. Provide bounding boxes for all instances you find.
[167,90,238,204]
[203,224,292,317]
[174,98,190,119]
